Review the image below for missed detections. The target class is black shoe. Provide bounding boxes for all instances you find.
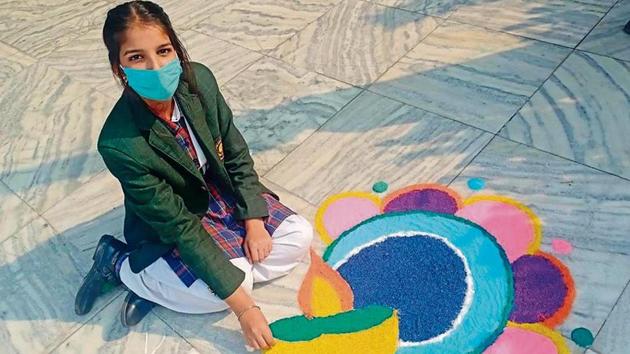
[75,235,128,316]
[120,291,155,327]
[624,20,630,35]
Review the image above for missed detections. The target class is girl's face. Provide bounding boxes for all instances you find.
[118,23,177,71]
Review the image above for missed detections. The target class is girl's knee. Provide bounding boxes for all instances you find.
[292,215,314,250]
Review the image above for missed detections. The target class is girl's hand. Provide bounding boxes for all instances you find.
[225,288,276,350]
[238,306,276,350]
[244,218,272,263]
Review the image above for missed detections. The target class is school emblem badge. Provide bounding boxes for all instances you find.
[215,138,224,160]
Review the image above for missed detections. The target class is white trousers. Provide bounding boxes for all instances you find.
[119,214,312,314]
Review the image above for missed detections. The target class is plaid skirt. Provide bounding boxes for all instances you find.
[163,191,295,287]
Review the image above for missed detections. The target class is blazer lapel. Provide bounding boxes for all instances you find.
[148,122,205,185]
[125,86,206,186]
[174,84,225,176]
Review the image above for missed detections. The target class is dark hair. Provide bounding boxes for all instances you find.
[102,1,199,94]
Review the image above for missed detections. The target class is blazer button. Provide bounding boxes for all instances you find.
[201,185,207,191]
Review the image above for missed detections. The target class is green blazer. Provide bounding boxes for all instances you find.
[98,62,275,299]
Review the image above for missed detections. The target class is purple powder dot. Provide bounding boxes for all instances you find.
[509,255,568,323]
[384,189,458,214]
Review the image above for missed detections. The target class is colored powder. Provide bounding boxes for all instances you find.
[551,239,573,255]
[510,255,568,323]
[467,178,486,190]
[337,235,467,342]
[484,326,559,354]
[571,327,594,347]
[384,189,458,214]
[270,305,393,341]
[372,181,389,193]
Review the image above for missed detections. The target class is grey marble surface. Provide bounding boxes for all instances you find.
[579,0,630,62]
[500,51,630,179]
[0,73,114,214]
[0,217,120,353]
[371,21,570,132]
[39,27,119,99]
[222,56,362,174]
[0,181,39,244]
[270,0,441,86]
[591,281,630,354]
[42,171,125,276]
[192,0,341,52]
[449,0,613,47]
[367,0,470,17]
[265,90,493,205]
[180,30,263,87]
[51,295,200,354]
[450,136,630,341]
[0,0,111,59]
[0,41,36,83]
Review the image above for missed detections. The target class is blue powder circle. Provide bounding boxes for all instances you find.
[337,236,467,342]
[467,178,486,190]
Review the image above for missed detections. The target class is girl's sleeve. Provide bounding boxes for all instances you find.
[98,145,245,299]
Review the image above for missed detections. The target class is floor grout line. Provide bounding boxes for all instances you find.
[361,9,446,92]
[445,0,618,51]
[152,311,202,353]
[46,290,125,354]
[592,277,630,346]
[573,0,621,50]
[261,86,367,181]
[446,134,499,188]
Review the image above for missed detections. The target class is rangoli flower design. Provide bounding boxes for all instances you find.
[265,182,574,354]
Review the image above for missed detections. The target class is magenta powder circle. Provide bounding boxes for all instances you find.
[509,255,568,323]
[384,189,458,214]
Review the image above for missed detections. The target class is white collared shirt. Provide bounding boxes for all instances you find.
[172,99,208,173]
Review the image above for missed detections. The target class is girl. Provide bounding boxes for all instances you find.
[74,1,312,351]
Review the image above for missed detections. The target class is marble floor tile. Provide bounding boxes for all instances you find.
[0,0,112,58]
[52,295,200,354]
[579,0,630,62]
[0,62,98,121]
[221,56,362,174]
[270,0,441,86]
[450,0,616,48]
[592,281,630,354]
[449,0,613,47]
[0,72,116,213]
[450,136,630,340]
[192,0,340,52]
[500,52,630,179]
[265,90,493,205]
[0,41,36,83]
[40,27,119,97]
[367,0,469,17]
[0,181,39,244]
[371,21,570,132]
[42,171,125,275]
[0,217,120,353]
[179,30,263,86]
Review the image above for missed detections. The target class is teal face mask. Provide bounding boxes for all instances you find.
[122,57,182,101]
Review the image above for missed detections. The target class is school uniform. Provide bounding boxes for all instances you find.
[97,62,312,313]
